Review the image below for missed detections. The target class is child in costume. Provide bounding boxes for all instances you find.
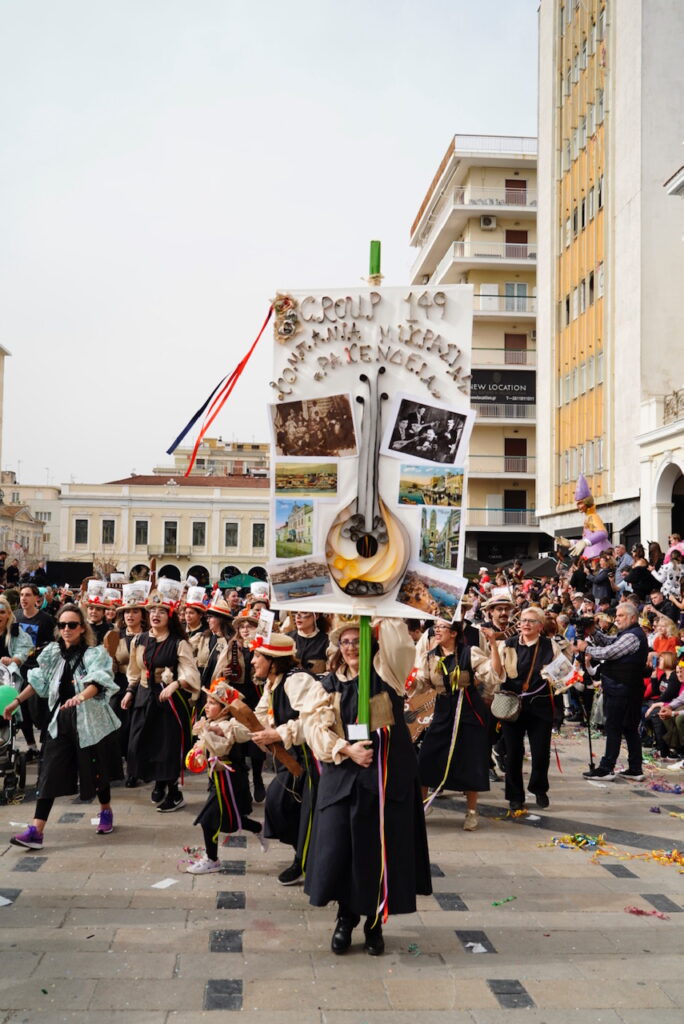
[185,679,266,874]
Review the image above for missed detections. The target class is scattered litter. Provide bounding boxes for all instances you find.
[0,896,13,907]
[407,943,421,956]
[586,781,608,788]
[650,806,662,814]
[492,896,517,907]
[669,811,684,820]
[496,808,529,820]
[543,833,605,850]
[625,905,670,920]
[90,817,100,825]
[9,822,28,828]
[649,780,682,794]
[41,989,48,995]
[465,941,488,954]
[86,935,95,939]
[151,878,178,889]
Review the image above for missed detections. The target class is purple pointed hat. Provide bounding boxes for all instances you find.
[574,473,592,502]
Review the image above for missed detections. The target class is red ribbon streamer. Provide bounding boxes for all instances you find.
[184,305,274,476]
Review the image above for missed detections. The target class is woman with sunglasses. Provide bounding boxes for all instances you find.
[3,604,121,849]
[302,619,432,957]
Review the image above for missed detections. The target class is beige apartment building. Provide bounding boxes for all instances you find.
[410,134,552,563]
[537,0,684,548]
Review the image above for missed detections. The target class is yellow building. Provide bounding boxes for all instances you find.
[537,0,684,547]
[410,134,550,563]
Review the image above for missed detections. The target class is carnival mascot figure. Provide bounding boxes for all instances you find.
[559,474,611,560]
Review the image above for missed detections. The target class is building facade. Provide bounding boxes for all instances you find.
[537,0,684,547]
[410,134,551,563]
[152,437,269,478]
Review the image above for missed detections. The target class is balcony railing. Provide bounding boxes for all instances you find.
[472,346,536,367]
[473,294,537,315]
[664,387,684,424]
[468,455,536,475]
[453,185,537,208]
[147,546,192,558]
[454,134,537,156]
[467,508,539,527]
[473,403,536,420]
[452,239,537,260]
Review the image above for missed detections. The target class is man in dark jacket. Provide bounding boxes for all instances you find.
[577,603,649,781]
[624,559,659,601]
[645,588,678,624]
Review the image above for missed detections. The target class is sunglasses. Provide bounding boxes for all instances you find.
[58,621,81,630]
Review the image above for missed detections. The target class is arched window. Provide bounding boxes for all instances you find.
[159,564,182,581]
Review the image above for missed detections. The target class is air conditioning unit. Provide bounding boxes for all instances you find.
[530,329,537,341]
[480,215,497,230]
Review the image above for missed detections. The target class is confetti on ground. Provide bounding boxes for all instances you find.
[407,943,421,956]
[625,905,670,920]
[649,780,683,794]
[151,878,178,889]
[492,896,517,906]
[669,811,684,820]
[496,808,529,820]
[543,833,605,850]
[650,806,662,813]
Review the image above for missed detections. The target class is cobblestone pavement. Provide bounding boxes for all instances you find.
[1,730,683,1023]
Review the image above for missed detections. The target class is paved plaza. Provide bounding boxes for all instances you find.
[1,731,683,1023]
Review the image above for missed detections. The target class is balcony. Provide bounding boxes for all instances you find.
[472,293,536,319]
[468,455,536,476]
[472,403,536,420]
[453,185,537,208]
[433,239,537,284]
[466,507,540,528]
[472,346,536,368]
[664,388,684,424]
[147,546,192,558]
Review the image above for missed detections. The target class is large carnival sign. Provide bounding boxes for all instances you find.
[266,286,475,619]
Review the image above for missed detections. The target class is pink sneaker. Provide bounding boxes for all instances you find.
[10,825,44,850]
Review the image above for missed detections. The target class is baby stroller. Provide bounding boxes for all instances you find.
[0,673,27,804]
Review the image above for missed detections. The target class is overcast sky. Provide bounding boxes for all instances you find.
[0,0,538,486]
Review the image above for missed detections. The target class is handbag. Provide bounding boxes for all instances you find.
[492,640,540,722]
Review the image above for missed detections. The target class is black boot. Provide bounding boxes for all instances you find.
[252,774,266,804]
[363,917,385,956]
[277,855,303,885]
[331,910,360,954]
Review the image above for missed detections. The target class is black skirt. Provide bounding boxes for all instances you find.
[37,707,123,801]
[263,747,318,866]
[304,773,432,917]
[127,683,193,783]
[193,753,253,836]
[418,691,491,793]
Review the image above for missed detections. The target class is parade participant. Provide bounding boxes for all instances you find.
[497,607,561,810]
[224,589,242,615]
[121,579,200,812]
[184,586,207,657]
[287,610,329,674]
[247,633,319,885]
[15,582,56,758]
[234,614,266,803]
[4,603,122,847]
[578,602,649,781]
[185,680,267,874]
[0,596,34,683]
[84,582,110,645]
[197,595,244,688]
[476,590,516,776]
[110,583,150,786]
[302,619,432,957]
[414,619,503,830]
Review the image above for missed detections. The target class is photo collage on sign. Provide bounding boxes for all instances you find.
[269,394,358,599]
[381,393,472,619]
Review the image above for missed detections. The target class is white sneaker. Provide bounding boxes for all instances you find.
[186,856,221,875]
[463,809,479,831]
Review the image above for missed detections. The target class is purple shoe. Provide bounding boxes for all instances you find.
[10,825,44,850]
[96,809,113,835]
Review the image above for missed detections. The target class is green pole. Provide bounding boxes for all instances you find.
[356,240,382,729]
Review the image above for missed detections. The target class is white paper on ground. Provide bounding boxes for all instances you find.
[586,780,608,788]
[151,878,178,889]
[0,896,13,907]
[465,942,488,954]
[90,817,101,825]
[9,822,28,828]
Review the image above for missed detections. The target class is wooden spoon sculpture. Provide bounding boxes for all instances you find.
[325,369,410,596]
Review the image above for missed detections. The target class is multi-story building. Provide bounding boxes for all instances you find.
[410,134,552,563]
[537,0,684,547]
[152,438,269,478]
[57,474,270,584]
[0,474,61,560]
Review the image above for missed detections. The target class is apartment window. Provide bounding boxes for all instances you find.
[564,140,571,171]
[11,492,19,504]
[572,368,579,400]
[564,374,571,404]
[565,0,573,25]
[192,521,206,547]
[572,127,579,160]
[579,115,586,150]
[598,175,604,208]
[581,37,588,69]
[579,280,586,314]
[598,5,606,40]
[571,448,578,479]
[589,271,595,304]
[580,197,586,229]
[225,522,238,548]
[134,520,148,546]
[588,186,595,219]
[587,355,595,389]
[572,207,578,235]
[564,69,571,97]
[252,523,265,549]
[74,519,88,545]
[163,521,177,554]
[587,440,595,474]
[596,436,604,470]
[578,445,585,473]
[597,350,604,383]
[589,21,597,54]
[102,519,115,545]
[565,294,571,326]
[572,287,579,320]
[564,217,571,247]
[580,361,587,393]
[563,450,570,483]
[558,376,564,407]
[597,88,604,124]
[597,262,605,297]
[587,103,595,136]
[36,511,52,523]
[572,54,579,83]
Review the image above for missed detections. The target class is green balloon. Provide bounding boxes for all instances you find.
[0,684,19,716]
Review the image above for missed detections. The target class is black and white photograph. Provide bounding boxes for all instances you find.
[381,394,474,466]
[270,394,357,458]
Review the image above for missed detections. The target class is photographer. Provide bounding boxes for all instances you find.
[586,554,616,606]
[577,603,649,781]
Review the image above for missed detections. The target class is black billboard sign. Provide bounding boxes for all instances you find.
[470,369,536,405]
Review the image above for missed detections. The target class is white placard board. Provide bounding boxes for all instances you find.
[268,285,473,618]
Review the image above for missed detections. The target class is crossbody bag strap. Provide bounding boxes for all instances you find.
[521,640,540,693]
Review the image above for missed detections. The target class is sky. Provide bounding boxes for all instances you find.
[0,0,538,486]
